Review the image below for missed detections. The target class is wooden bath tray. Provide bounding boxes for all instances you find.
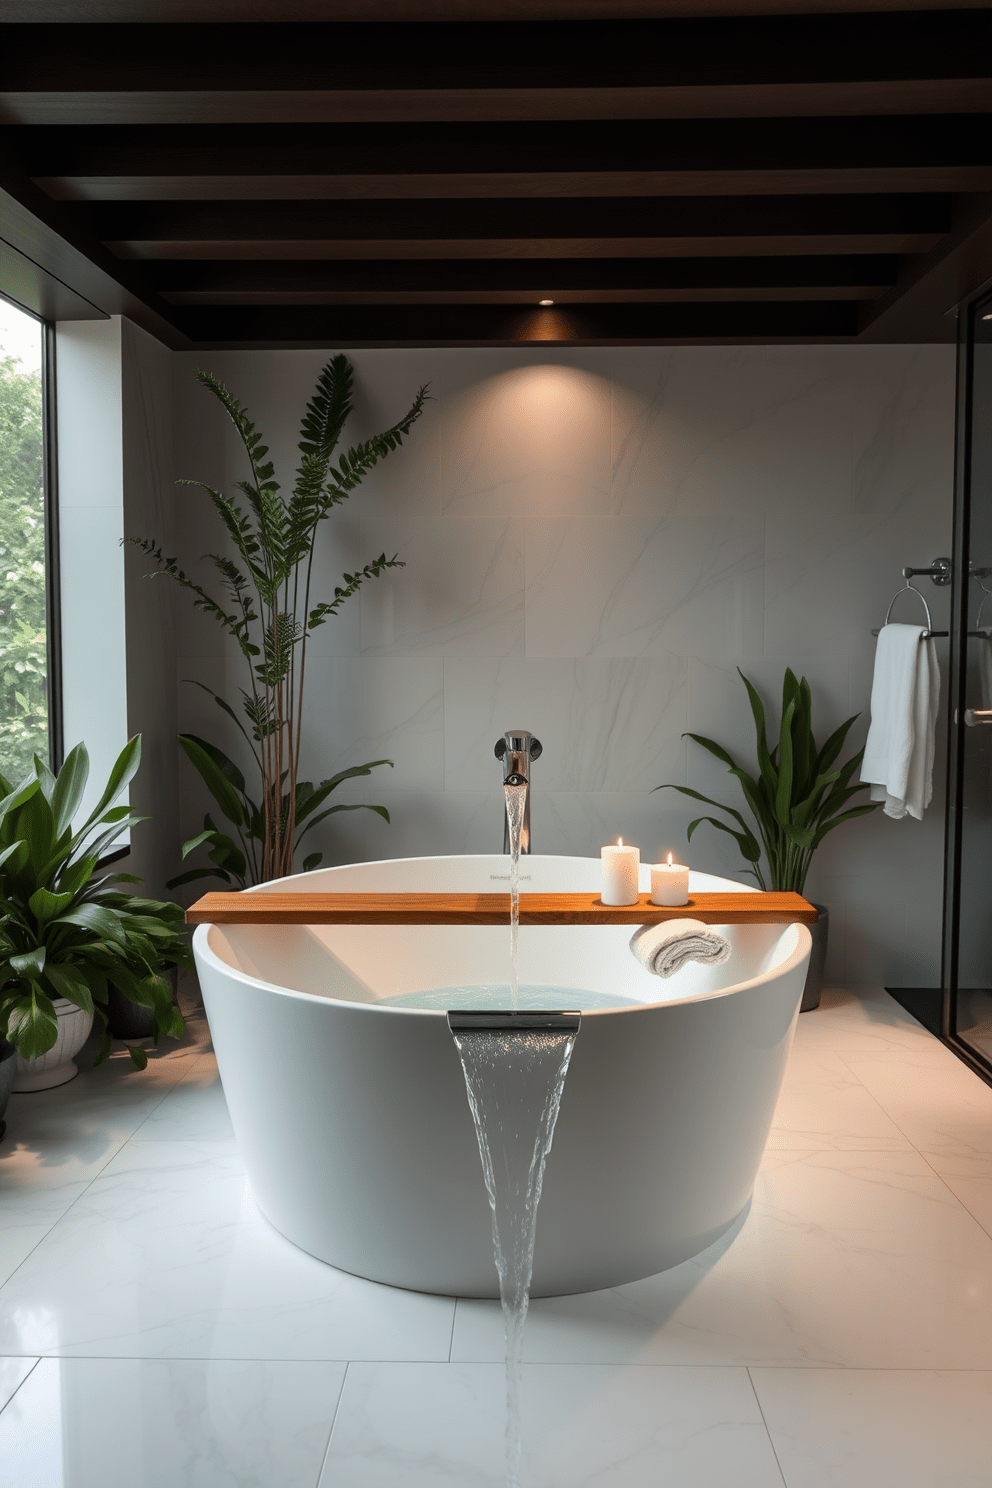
[186,890,818,927]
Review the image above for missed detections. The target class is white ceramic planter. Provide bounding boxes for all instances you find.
[12,998,94,1092]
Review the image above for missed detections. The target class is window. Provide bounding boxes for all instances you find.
[0,296,56,780]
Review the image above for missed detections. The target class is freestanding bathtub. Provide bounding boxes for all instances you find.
[193,854,811,1298]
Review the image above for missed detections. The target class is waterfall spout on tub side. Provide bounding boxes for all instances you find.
[494,731,542,854]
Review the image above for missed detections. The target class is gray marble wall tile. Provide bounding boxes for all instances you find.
[440,360,613,516]
[526,514,765,659]
[339,654,443,791]
[610,346,853,520]
[443,655,687,793]
[538,790,702,867]
[360,515,525,655]
[762,511,956,658]
[853,345,956,518]
[304,787,497,865]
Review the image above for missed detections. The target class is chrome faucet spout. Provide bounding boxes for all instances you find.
[494,730,542,853]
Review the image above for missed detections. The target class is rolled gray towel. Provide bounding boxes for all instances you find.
[630,919,732,978]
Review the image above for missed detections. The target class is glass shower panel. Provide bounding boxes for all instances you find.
[955,294,992,1066]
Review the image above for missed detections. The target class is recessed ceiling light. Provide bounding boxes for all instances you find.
[983,312,992,321]
[539,299,554,306]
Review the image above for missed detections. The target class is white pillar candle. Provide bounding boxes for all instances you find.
[650,852,690,907]
[601,838,640,906]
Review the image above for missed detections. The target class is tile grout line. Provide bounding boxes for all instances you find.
[745,1366,790,1488]
[313,1360,350,1487]
[0,1357,41,1420]
[124,1047,210,1142]
[827,1047,992,1245]
[448,1299,458,1362]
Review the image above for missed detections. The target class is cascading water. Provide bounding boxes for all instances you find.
[448,1015,578,1488]
[503,781,528,1010]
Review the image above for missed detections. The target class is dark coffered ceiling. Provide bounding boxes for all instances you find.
[1,4,991,346]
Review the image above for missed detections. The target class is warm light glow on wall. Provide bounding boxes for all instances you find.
[441,363,612,513]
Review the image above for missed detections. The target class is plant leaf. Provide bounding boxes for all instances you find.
[178,736,245,827]
[5,990,58,1059]
[77,736,142,836]
[51,743,89,839]
[53,903,127,945]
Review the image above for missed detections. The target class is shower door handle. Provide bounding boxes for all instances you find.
[964,709,992,726]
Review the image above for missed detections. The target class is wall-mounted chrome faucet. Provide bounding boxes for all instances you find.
[494,730,542,854]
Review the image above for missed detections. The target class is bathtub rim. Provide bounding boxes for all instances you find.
[193,851,813,1019]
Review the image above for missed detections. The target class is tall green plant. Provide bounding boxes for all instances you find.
[655,668,879,894]
[132,355,427,885]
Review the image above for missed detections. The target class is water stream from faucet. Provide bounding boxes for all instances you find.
[503,781,528,1010]
[450,1024,577,1488]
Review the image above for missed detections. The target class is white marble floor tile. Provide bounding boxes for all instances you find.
[789,986,937,1056]
[2,1044,201,1162]
[840,1049,992,1163]
[452,1147,992,1368]
[0,1224,52,1291]
[0,1356,346,1488]
[130,1056,236,1144]
[750,1367,992,1488]
[319,1361,785,1488]
[0,1140,455,1361]
[0,1356,37,1413]
[916,1155,992,1242]
[768,1049,915,1152]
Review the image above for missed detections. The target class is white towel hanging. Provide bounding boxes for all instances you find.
[861,623,939,821]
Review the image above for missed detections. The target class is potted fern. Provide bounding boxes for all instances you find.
[132,354,427,887]
[655,668,879,1010]
[0,738,190,1091]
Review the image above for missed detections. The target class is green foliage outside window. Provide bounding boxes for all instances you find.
[0,351,47,780]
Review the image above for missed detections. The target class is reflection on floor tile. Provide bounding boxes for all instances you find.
[0,1357,346,1488]
[0,1140,455,1361]
[320,1362,785,1488]
[0,1356,37,1414]
[131,1056,236,1144]
[751,1367,992,1488]
[452,1148,992,1368]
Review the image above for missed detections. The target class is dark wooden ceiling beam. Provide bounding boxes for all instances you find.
[17,116,992,179]
[173,298,861,344]
[1,14,987,92]
[93,193,951,249]
[6,80,991,127]
[31,168,992,203]
[149,253,898,294]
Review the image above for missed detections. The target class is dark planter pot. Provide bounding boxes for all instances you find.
[800,904,829,1013]
[106,965,180,1041]
[0,1039,16,1142]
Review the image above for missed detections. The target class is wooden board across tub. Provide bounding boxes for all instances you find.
[185,890,818,927]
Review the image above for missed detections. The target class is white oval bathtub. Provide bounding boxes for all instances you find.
[193,854,811,1298]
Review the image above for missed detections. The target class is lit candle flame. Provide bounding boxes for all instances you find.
[667,851,673,866]
[617,837,623,846]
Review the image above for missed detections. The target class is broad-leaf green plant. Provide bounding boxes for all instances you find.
[169,726,392,890]
[0,738,191,1068]
[132,354,427,885]
[655,668,880,894]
